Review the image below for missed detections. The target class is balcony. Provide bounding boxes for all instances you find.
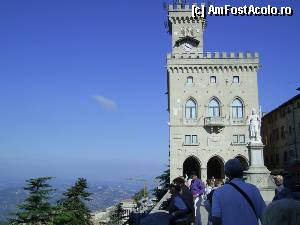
[204,117,225,127]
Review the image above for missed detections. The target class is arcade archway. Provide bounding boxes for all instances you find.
[207,156,224,179]
[183,156,201,178]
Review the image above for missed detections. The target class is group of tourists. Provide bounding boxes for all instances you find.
[167,158,300,225]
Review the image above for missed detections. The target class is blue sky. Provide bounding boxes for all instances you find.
[0,0,299,183]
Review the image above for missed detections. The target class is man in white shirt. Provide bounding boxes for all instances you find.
[205,179,214,196]
[211,159,266,225]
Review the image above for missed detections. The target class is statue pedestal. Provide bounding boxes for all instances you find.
[244,142,275,202]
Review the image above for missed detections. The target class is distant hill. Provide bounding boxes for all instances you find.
[0,181,141,224]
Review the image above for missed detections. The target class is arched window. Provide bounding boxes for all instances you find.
[232,98,243,118]
[208,99,220,117]
[185,99,197,119]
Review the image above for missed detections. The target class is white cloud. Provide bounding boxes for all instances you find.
[93,95,117,110]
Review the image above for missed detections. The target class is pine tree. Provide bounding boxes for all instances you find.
[133,188,148,204]
[9,177,55,225]
[52,178,92,225]
[107,203,125,225]
[153,165,170,202]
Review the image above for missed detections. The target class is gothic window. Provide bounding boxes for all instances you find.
[187,76,193,84]
[185,99,197,119]
[210,76,216,83]
[232,98,244,118]
[208,98,220,117]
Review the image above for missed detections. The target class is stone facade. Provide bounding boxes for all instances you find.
[261,90,300,181]
[166,3,261,182]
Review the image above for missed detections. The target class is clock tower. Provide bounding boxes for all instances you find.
[167,2,205,55]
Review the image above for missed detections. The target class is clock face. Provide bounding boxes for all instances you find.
[183,42,193,52]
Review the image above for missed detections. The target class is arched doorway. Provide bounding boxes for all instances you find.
[235,155,249,171]
[207,156,224,179]
[183,156,201,178]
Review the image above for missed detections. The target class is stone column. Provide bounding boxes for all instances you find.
[244,142,275,202]
[201,167,207,182]
[249,142,265,166]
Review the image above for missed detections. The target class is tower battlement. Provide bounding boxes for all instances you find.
[167,52,260,73]
[167,52,259,60]
[168,3,203,11]
[169,4,190,11]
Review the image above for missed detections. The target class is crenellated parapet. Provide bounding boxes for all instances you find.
[167,51,260,73]
[168,3,204,11]
[206,51,259,59]
[167,51,259,60]
[168,4,193,11]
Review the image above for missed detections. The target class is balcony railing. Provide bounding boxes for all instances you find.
[204,117,225,127]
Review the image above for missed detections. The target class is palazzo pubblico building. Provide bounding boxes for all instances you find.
[166,3,262,182]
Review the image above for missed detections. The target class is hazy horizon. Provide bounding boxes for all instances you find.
[0,0,299,183]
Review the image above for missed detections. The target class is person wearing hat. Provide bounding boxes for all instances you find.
[211,158,266,225]
[189,172,205,225]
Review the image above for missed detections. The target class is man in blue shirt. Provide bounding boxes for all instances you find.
[190,172,205,225]
[211,159,266,225]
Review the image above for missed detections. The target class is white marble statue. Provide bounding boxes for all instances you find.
[248,108,262,143]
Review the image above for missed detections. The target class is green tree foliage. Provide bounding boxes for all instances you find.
[52,178,92,225]
[133,188,148,203]
[9,177,55,225]
[152,165,170,202]
[107,203,125,225]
